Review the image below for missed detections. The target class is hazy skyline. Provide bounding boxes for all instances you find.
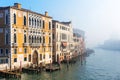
[1,0,120,48]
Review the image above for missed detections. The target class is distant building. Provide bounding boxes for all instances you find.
[52,20,74,62]
[73,29,85,57]
[73,28,85,39]
[0,3,52,70]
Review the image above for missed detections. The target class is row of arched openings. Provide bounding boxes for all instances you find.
[13,13,26,26]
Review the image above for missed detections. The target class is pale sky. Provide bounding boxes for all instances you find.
[1,0,120,48]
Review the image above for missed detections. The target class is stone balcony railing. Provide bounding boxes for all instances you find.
[12,43,18,47]
[0,54,9,57]
[29,43,41,47]
[23,43,29,46]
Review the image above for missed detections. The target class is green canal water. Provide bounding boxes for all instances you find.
[1,48,120,80]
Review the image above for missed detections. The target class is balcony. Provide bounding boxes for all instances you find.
[12,43,18,47]
[23,43,29,46]
[36,43,41,46]
[29,43,41,47]
[0,54,9,58]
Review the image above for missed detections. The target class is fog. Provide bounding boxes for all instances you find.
[76,0,120,48]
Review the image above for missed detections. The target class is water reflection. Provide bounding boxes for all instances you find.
[21,55,86,80]
[2,48,120,80]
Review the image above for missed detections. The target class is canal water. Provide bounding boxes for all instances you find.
[1,48,120,80]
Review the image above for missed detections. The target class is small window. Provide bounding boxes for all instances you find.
[14,48,17,54]
[37,20,39,26]
[0,49,3,54]
[6,59,8,63]
[14,58,17,62]
[13,14,16,24]
[6,49,8,55]
[43,54,45,59]
[52,34,55,40]
[40,37,42,43]
[35,19,36,26]
[43,20,45,29]
[29,55,31,62]
[24,34,27,43]
[24,57,27,61]
[40,20,41,27]
[24,48,27,53]
[43,36,45,43]
[6,14,8,25]
[29,18,31,25]
[14,34,17,43]
[24,16,26,26]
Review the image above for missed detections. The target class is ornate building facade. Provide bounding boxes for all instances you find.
[0,3,52,70]
[52,20,74,62]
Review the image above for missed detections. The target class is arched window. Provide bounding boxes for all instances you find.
[43,36,45,43]
[35,36,37,43]
[32,36,34,43]
[40,37,42,43]
[13,14,16,24]
[24,16,26,26]
[6,14,8,25]
[14,34,17,43]
[40,20,41,27]
[43,20,45,29]
[37,37,39,43]
[37,20,39,26]
[33,36,35,43]
[35,19,36,26]
[32,18,34,26]
[29,18,31,25]
[24,34,27,43]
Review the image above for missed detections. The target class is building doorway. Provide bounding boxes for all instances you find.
[32,50,38,65]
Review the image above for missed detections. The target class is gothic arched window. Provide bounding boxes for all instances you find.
[24,16,26,26]
[14,34,17,43]
[13,14,16,24]
[24,34,27,43]
[29,18,31,25]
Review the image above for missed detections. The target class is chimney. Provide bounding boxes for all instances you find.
[45,11,48,16]
[14,3,21,9]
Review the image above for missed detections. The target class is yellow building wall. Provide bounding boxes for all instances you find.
[12,9,28,64]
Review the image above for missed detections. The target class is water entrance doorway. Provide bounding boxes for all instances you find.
[32,51,38,65]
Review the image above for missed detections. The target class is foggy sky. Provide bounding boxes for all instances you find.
[1,0,120,48]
